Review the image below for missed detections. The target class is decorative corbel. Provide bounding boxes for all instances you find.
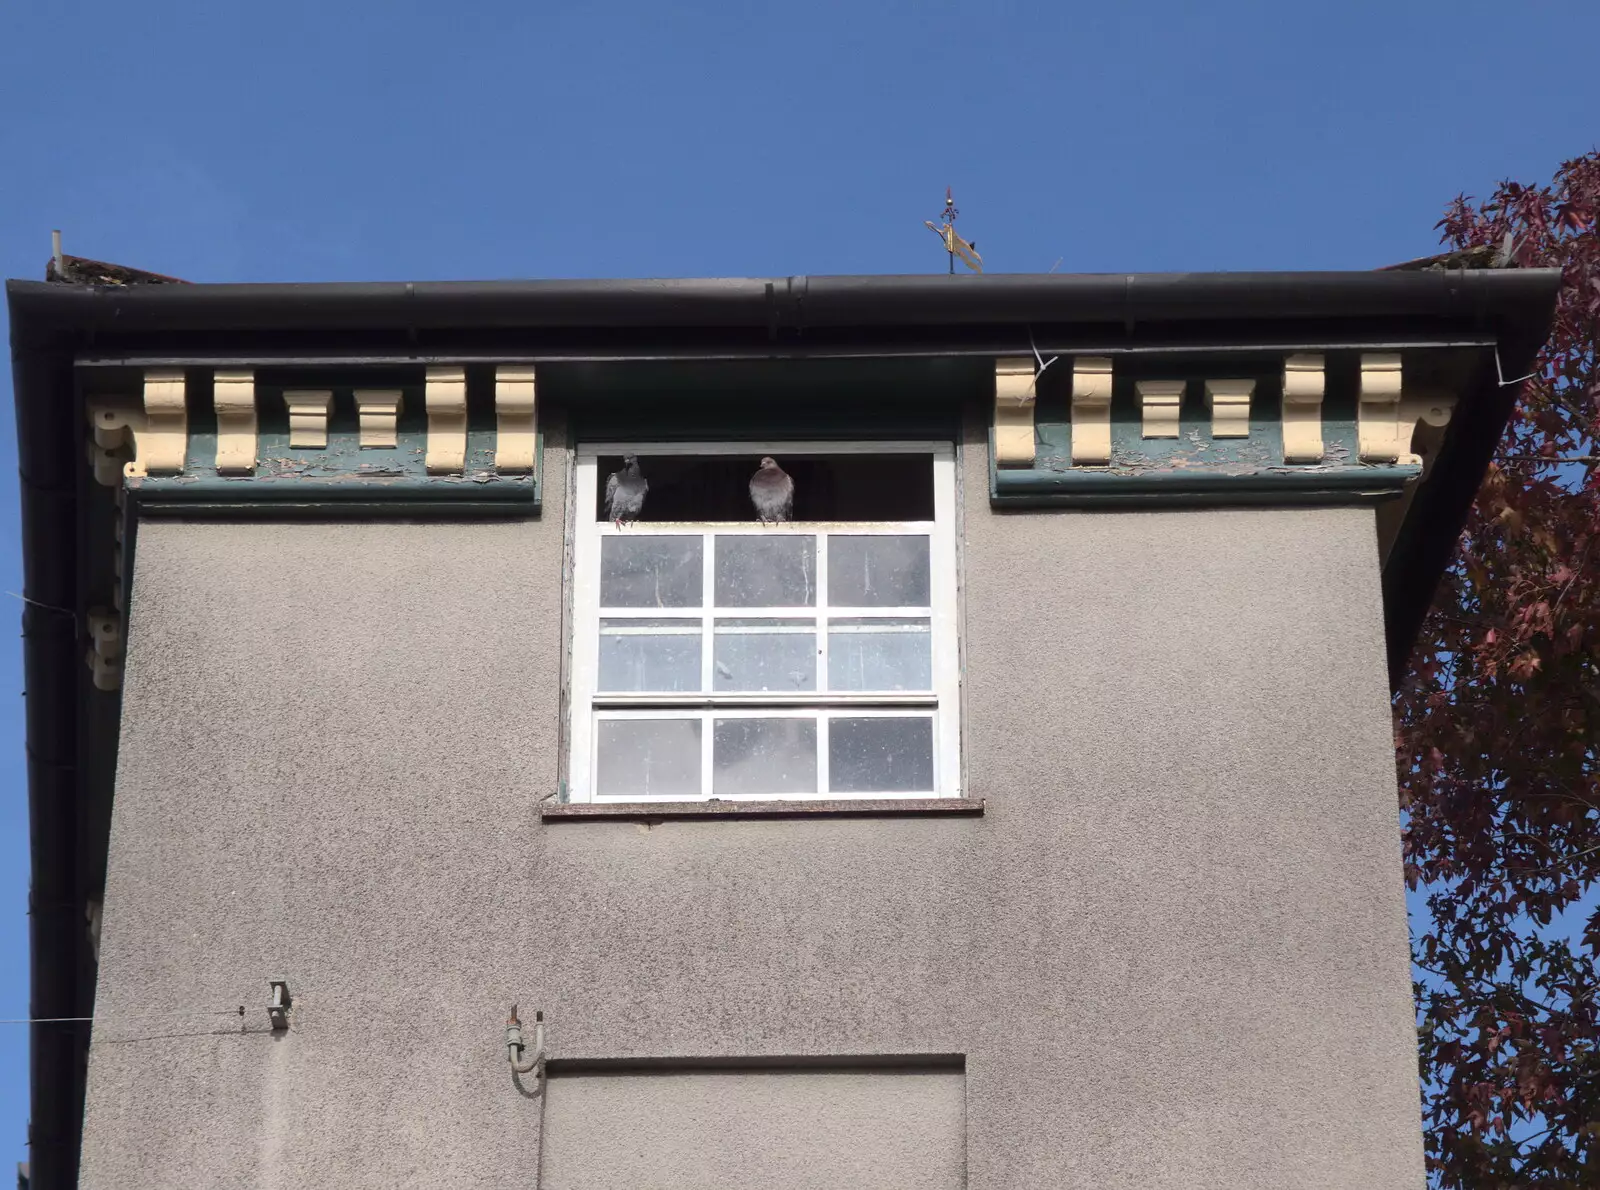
[1358,354,1407,461]
[85,607,122,692]
[1281,354,1325,463]
[284,390,333,449]
[86,433,129,488]
[1403,390,1458,469]
[121,370,188,478]
[1204,379,1254,438]
[1070,357,1114,465]
[354,389,404,449]
[993,357,1037,468]
[1359,354,1455,465]
[213,370,257,475]
[87,398,137,486]
[89,404,131,452]
[494,366,538,474]
[425,366,469,475]
[1135,380,1184,439]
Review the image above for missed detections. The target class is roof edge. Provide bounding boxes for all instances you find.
[6,269,1563,339]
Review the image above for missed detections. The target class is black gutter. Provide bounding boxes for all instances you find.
[6,269,1561,339]
[4,268,1563,1190]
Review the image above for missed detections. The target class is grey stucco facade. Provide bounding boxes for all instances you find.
[77,408,1424,1188]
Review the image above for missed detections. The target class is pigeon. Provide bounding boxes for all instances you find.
[749,457,794,524]
[605,454,648,527]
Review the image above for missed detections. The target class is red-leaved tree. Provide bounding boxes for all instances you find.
[1396,152,1600,1187]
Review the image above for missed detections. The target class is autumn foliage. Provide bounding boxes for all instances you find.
[1396,153,1600,1186]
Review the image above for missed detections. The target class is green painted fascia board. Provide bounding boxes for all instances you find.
[126,475,538,518]
[989,463,1418,507]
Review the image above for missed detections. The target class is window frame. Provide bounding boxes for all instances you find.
[569,440,961,803]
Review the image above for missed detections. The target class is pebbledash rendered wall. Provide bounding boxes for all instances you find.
[77,405,1424,1190]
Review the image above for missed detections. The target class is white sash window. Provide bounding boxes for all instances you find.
[568,442,960,802]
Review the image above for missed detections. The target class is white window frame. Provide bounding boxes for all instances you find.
[569,440,960,802]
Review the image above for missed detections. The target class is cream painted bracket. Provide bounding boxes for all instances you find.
[1135,380,1184,438]
[1281,354,1325,463]
[96,369,189,479]
[85,607,122,692]
[1071,357,1114,465]
[354,390,404,448]
[87,398,138,487]
[1359,354,1455,464]
[426,366,469,474]
[1205,380,1254,438]
[213,370,257,474]
[284,390,333,449]
[993,357,1037,467]
[1358,354,1407,461]
[495,366,538,473]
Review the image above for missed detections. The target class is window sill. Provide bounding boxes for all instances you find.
[540,797,984,821]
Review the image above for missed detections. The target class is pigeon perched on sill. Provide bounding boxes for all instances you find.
[605,454,648,527]
[749,456,794,524]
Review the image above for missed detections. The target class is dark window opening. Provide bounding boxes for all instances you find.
[593,453,936,523]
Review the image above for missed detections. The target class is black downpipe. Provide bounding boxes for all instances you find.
[11,336,86,1190]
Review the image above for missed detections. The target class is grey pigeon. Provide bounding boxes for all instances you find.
[749,456,794,524]
[605,454,648,527]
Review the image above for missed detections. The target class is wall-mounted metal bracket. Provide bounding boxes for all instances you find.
[507,1003,545,1080]
[268,980,292,1031]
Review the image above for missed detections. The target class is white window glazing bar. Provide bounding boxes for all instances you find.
[814,529,829,789]
[597,605,930,619]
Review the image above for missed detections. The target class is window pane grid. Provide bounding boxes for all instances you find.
[591,709,937,800]
[593,530,932,697]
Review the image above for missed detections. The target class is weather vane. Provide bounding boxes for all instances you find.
[925,187,983,275]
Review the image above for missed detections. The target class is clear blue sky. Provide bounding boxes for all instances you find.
[2,0,1597,1170]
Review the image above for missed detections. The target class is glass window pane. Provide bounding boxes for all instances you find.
[827,536,930,607]
[713,718,817,795]
[599,618,701,692]
[828,717,934,793]
[714,536,816,608]
[601,536,703,608]
[596,719,701,797]
[827,618,932,691]
[714,619,816,692]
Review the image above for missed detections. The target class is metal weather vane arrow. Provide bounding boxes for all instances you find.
[925,187,983,274]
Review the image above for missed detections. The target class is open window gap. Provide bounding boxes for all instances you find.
[594,452,935,523]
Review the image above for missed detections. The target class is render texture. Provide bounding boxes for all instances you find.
[78,410,1423,1189]
[540,1067,965,1189]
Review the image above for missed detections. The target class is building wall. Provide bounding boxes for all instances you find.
[79,409,1424,1189]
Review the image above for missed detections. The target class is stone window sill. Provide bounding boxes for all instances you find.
[540,798,983,821]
